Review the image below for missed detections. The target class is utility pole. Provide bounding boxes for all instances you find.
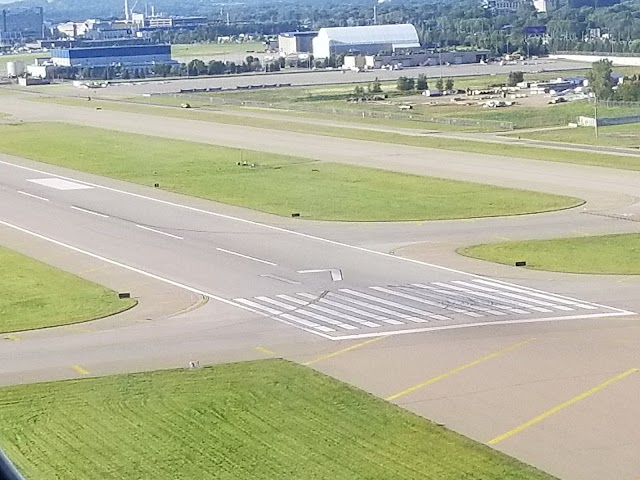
[373,4,377,25]
[594,96,599,138]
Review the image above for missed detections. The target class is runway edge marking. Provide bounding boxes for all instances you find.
[0,157,634,317]
[0,219,335,341]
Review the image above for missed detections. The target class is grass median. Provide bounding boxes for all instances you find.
[29,95,640,171]
[0,359,556,480]
[0,122,580,221]
[0,246,135,333]
[460,233,640,274]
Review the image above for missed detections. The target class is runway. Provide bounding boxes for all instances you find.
[2,94,640,479]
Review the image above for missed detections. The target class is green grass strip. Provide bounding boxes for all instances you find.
[0,246,135,333]
[0,122,580,221]
[460,233,640,274]
[0,359,557,480]
[29,95,640,172]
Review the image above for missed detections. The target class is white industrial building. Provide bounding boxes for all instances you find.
[312,24,420,59]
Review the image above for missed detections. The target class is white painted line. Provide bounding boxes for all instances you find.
[328,292,419,323]
[28,178,93,191]
[217,248,277,266]
[0,218,335,340]
[17,191,49,202]
[297,292,403,325]
[298,268,343,281]
[70,206,110,218]
[453,281,570,312]
[0,159,634,325]
[408,284,507,316]
[432,282,535,314]
[318,312,635,341]
[371,286,478,319]
[339,289,432,322]
[472,279,599,310]
[276,295,380,328]
[276,295,358,330]
[136,224,183,240]
[234,298,335,332]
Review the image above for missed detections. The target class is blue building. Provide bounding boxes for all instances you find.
[50,44,173,68]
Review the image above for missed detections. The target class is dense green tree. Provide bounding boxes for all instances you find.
[416,73,428,91]
[507,71,524,87]
[369,77,383,93]
[445,78,455,91]
[435,77,444,91]
[587,59,615,100]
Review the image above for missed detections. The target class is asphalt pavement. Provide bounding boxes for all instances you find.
[1,93,640,479]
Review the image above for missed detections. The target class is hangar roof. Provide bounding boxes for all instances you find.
[316,24,420,48]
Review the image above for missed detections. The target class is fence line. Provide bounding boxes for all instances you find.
[174,94,514,131]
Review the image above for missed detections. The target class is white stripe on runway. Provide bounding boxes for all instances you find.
[371,286,480,318]
[431,282,533,314]
[329,292,423,323]
[453,281,572,311]
[297,292,404,325]
[233,298,333,332]
[265,295,379,328]
[70,206,110,218]
[472,279,598,309]
[217,247,277,266]
[275,295,359,330]
[409,284,507,316]
[136,224,183,240]
[17,190,49,202]
[339,289,434,322]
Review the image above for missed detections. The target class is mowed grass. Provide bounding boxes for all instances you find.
[25,95,640,172]
[460,233,640,274]
[0,246,135,333]
[0,122,580,221]
[0,359,557,480]
[512,124,640,149]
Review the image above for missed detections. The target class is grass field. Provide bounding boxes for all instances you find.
[460,233,640,274]
[0,359,556,480]
[0,122,580,221]
[26,95,640,172]
[0,246,135,333]
[510,124,640,149]
[172,42,265,58]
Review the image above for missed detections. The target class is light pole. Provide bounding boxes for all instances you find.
[594,95,599,138]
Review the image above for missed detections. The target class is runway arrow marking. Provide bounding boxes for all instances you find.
[298,269,343,282]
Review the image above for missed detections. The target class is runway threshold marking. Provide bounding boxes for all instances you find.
[488,368,640,445]
[0,219,333,340]
[71,365,90,375]
[255,346,277,356]
[386,338,536,402]
[303,337,385,366]
[136,224,183,240]
[217,248,277,266]
[17,190,49,202]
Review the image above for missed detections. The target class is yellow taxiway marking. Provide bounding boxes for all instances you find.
[255,346,277,356]
[304,336,385,366]
[489,368,639,445]
[3,335,20,342]
[386,338,536,402]
[71,365,90,376]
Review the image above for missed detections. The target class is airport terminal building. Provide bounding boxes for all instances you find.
[50,44,173,68]
[312,24,420,59]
